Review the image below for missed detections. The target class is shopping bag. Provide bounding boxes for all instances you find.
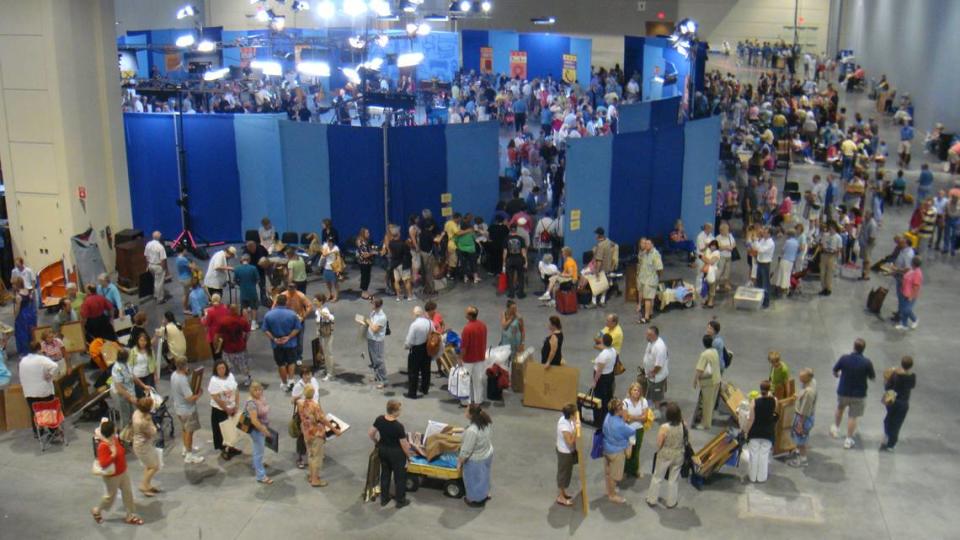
[219,412,244,448]
[485,345,512,369]
[447,365,471,400]
[497,273,508,295]
[590,428,604,460]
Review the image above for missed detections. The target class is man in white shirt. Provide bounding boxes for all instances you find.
[144,231,168,303]
[11,258,36,291]
[642,326,669,409]
[19,344,59,436]
[754,226,776,308]
[403,306,433,399]
[204,246,236,297]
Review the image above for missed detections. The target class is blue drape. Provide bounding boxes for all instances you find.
[280,121,331,236]
[123,114,181,239]
[518,34,570,80]
[564,136,613,260]
[651,96,681,128]
[234,115,286,234]
[460,30,489,73]
[182,115,242,241]
[327,125,385,243]
[388,125,447,228]
[609,131,655,246]
[618,101,651,133]
[681,116,722,231]
[649,125,685,238]
[445,122,500,224]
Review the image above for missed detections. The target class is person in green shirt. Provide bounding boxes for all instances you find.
[286,247,307,294]
[66,282,86,314]
[768,350,790,395]
[456,215,479,284]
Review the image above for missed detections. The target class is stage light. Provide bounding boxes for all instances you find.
[251,60,283,76]
[397,52,424,67]
[459,0,471,12]
[401,0,417,13]
[369,0,391,17]
[255,8,270,21]
[348,36,366,48]
[417,22,431,36]
[292,1,310,11]
[270,15,286,30]
[531,16,555,25]
[175,34,196,47]
[423,14,449,21]
[176,4,197,19]
[406,22,418,34]
[316,0,335,18]
[203,67,230,81]
[297,61,331,77]
[196,40,216,52]
[378,14,400,21]
[343,0,368,17]
[375,34,390,47]
[249,0,263,4]
[362,57,384,71]
[480,1,492,13]
[341,67,361,84]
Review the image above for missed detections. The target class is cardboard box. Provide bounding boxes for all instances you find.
[183,316,212,362]
[522,362,579,412]
[734,286,765,310]
[0,385,34,431]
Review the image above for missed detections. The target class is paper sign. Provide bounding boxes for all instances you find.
[509,50,527,80]
[562,54,577,84]
[704,184,713,205]
[440,193,452,203]
[441,207,453,217]
[570,220,581,231]
[354,313,367,325]
[570,209,581,220]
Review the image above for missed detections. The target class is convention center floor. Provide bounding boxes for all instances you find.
[1,59,957,540]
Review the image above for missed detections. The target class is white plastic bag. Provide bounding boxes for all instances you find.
[485,345,513,369]
[447,366,471,400]
[155,446,165,470]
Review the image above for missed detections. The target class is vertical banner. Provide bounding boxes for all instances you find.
[480,47,493,74]
[509,50,527,80]
[562,54,577,84]
[240,47,256,68]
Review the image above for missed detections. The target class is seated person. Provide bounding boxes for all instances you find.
[539,247,578,302]
[667,219,697,256]
[537,253,559,295]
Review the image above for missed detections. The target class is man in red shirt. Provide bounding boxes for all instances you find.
[459,305,487,406]
[202,293,230,361]
[218,305,252,387]
[80,284,117,341]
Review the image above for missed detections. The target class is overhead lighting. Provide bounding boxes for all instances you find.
[291,1,310,11]
[423,13,449,21]
[196,40,216,52]
[270,15,286,30]
[175,34,196,48]
[369,0,391,17]
[343,0,368,17]
[341,67,361,84]
[375,34,390,47]
[362,57,384,71]
[176,4,197,19]
[250,60,282,76]
[348,36,366,49]
[531,16,555,25]
[203,67,230,81]
[297,61,331,77]
[416,22,431,36]
[405,22,418,34]
[480,1,492,13]
[401,0,417,13]
[397,52,424,67]
[316,0,335,18]
[459,0,472,11]
[255,8,270,21]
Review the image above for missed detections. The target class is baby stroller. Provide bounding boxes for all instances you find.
[32,398,67,452]
[151,395,176,449]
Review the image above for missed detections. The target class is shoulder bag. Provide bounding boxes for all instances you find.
[680,425,695,479]
[237,400,254,433]
[613,354,626,376]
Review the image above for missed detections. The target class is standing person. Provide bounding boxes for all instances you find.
[244,382,273,484]
[498,300,525,358]
[591,334,617,426]
[418,210,439,296]
[889,235,916,321]
[880,356,917,452]
[459,306,488,406]
[555,403,578,506]
[299,384,340,486]
[456,217,480,284]
[693,335,722,430]
[90,421,142,526]
[502,224,528,299]
[642,326,669,411]
[858,211,878,280]
[109,351,143,434]
[623,381,650,478]
[542,316,564,366]
[275,282,311,364]
[635,238,663,324]
[819,221,842,296]
[444,213,462,279]
[591,227,617,306]
[170,358,204,464]
[356,228,376,300]
[175,247,196,314]
[788,368,817,467]
[369,400,415,508]
[743,381,778,483]
[208,360,241,460]
[706,320,727,373]
[233,254,261,329]
[403,306,432,399]
[774,230,799,296]
[96,274,122,316]
[144,231,167,303]
[19,342,58,435]
[262,294,303,392]
[10,257,37,295]
[601,398,635,504]
[312,294,336,380]
[894,257,923,331]
[364,297,389,390]
[286,247,307,294]
[202,294,229,362]
[754,227,775,308]
[291,366,320,469]
[131,397,160,496]
[12,276,37,356]
[646,403,686,509]
[460,404,495,508]
[715,222,736,292]
[203,247,236,298]
[830,338,876,449]
[218,305,252,388]
[242,240,271,306]
[384,225,414,301]
[320,237,341,302]
[768,350,791,397]
[594,314,623,355]
[129,334,158,398]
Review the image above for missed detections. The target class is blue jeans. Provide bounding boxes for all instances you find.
[250,430,266,481]
[757,262,771,307]
[841,156,854,180]
[944,218,959,254]
[917,187,931,207]
[899,298,917,326]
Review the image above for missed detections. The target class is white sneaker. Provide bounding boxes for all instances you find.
[539,292,551,301]
[908,319,919,329]
[829,424,840,439]
[322,374,331,382]
[843,437,855,449]
[181,445,200,457]
[251,321,259,330]
[894,324,908,331]
[185,453,205,464]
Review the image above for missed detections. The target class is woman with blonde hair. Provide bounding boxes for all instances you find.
[131,397,160,496]
[623,381,650,477]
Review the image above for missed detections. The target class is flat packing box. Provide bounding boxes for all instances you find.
[734,287,765,310]
[522,362,579,412]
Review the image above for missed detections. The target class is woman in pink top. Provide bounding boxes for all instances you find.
[896,256,923,330]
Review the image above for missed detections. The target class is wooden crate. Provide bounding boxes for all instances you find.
[693,431,739,478]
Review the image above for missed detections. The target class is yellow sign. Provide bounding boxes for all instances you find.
[440,193,452,203]
[562,54,577,84]
[570,220,581,231]
[570,209,581,220]
[704,185,713,205]
[441,207,453,217]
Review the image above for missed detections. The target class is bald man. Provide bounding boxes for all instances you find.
[144,230,168,303]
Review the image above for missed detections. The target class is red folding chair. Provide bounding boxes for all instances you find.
[32,398,67,452]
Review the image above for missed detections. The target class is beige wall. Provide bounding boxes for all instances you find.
[0,0,130,274]
[679,0,831,53]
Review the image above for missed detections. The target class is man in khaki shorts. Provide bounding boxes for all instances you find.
[830,338,876,450]
[444,212,462,274]
[635,238,663,324]
[170,358,205,463]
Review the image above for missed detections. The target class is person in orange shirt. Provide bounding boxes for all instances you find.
[539,247,578,302]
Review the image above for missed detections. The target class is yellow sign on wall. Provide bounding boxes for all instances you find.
[570,209,581,220]
[440,193,452,203]
[704,185,713,205]
[441,207,453,217]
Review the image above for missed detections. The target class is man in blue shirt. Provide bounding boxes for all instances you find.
[262,294,303,392]
[898,121,914,168]
[917,163,934,205]
[233,254,261,329]
[175,246,196,315]
[96,273,123,315]
[511,93,528,134]
[830,338,876,449]
[601,398,636,504]
[776,230,800,296]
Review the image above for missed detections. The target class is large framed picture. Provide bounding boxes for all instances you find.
[54,365,90,416]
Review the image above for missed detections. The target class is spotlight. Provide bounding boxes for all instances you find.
[369,0,391,17]
[348,36,366,49]
[176,4,197,19]
[343,0,368,17]
[362,57,384,71]
[531,16,555,25]
[375,34,389,47]
[203,67,230,81]
[405,22,418,35]
[480,1,491,13]
[401,0,417,13]
[251,60,283,76]
[292,1,310,11]
[459,0,471,12]
[416,22,431,36]
[341,67,361,84]
[196,39,216,52]
[175,34,196,47]
[255,8,270,22]
[297,61,331,77]
[270,15,286,30]
[316,0,335,18]
[397,52,424,67]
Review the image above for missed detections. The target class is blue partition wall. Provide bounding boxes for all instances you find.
[280,122,331,235]
[681,116,722,231]
[389,125,447,227]
[124,114,181,239]
[649,125,685,236]
[234,115,286,234]
[609,131,655,244]
[618,101,651,133]
[461,30,591,83]
[564,136,613,260]
[327,125,386,242]
[651,96,681,128]
[518,33,570,80]
[445,122,500,222]
[182,115,242,241]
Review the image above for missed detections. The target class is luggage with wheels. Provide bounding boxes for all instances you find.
[866,286,888,316]
[555,289,578,315]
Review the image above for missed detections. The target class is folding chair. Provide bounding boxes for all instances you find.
[32,398,67,452]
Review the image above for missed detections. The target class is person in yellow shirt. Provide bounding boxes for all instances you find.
[444,213,461,275]
[595,313,624,354]
[841,137,858,180]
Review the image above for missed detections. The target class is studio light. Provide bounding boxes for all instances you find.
[401,0,417,13]
[251,60,283,76]
[362,57,384,71]
[405,23,418,34]
[203,67,230,81]
[297,61,331,77]
[459,0,472,12]
[316,0,335,19]
[369,0,391,17]
[480,1,492,13]
[348,36,366,48]
[416,22,431,36]
[375,34,390,47]
[270,15,286,30]
[341,67,361,84]
[175,34,196,47]
[196,39,216,52]
[291,1,310,11]
[343,0,368,17]
[255,8,270,22]
[531,16,555,25]
[397,52,424,67]
[176,4,197,19]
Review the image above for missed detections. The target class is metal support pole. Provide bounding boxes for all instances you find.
[383,123,390,233]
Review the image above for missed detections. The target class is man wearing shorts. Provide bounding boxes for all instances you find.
[170,358,204,464]
[830,338,875,449]
[635,238,663,324]
[262,294,303,392]
[444,213,462,275]
[642,326,669,412]
[233,254,261,329]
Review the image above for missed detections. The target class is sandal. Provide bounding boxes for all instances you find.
[555,497,573,507]
[124,515,144,526]
[91,509,103,524]
[139,489,155,498]
[257,477,274,485]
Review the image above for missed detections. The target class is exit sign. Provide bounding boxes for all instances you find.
[78,186,87,200]
[637,1,646,11]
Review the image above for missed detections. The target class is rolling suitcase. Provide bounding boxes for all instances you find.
[555,289,578,315]
[866,286,888,315]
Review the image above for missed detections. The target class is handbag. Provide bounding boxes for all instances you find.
[680,425,695,479]
[590,428,604,460]
[426,331,442,358]
[723,347,734,368]
[613,354,626,376]
[91,458,115,477]
[385,321,392,336]
[237,401,254,434]
[289,406,302,439]
[882,389,897,406]
[330,253,345,274]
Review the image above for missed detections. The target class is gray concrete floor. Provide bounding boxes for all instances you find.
[1,58,958,539]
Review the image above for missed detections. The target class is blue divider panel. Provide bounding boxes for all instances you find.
[182,115,242,241]
[327,125,386,243]
[445,122,500,224]
[280,121,331,236]
[609,131,655,246]
[623,36,645,81]
[564,136,613,260]
[681,116,722,231]
[234,115,286,235]
[618,101,651,133]
[489,31,520,76]
[388,125,447,228]
[569,37,593,86]
[518,34,570,80]
[651,96,681,128]
[649,125,685,238]
[123,114,181,239]
[460,29,488,73]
